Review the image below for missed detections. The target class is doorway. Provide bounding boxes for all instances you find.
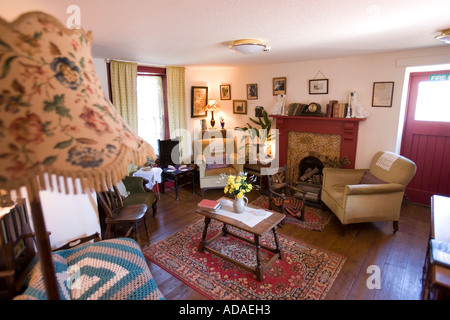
[400,69,450,206]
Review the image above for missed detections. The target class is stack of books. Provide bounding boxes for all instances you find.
[198,199,222,211]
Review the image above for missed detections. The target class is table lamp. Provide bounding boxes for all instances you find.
[0,12,155,299]
[205,99,220,128]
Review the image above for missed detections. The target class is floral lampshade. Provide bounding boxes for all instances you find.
[0,12,155,199]
[205,99,220,111]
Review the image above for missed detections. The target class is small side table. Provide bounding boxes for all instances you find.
[161,165,195,200]
[133,167,162,199]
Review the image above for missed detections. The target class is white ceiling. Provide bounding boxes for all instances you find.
[2,0,450,67]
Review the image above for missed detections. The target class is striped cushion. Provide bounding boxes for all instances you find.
[271,196,304,218]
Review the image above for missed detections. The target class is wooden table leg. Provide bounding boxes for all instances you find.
[222,223,228,236]
[272,227,282,260]
[198,217,211,252]
[255,234,263,282]
[175,174,179,200]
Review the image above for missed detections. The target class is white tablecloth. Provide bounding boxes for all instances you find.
[133,167,162,190]
[215,199,273,228]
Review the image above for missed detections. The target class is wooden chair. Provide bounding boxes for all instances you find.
[0,201,36,299]
[96,186,149,242]
[268,165,307,224]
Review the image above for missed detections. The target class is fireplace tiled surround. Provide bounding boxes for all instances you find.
[287,132,341,184]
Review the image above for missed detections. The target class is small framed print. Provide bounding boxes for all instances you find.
[191,86,208,118]
[247,83,258,100]
[233,100,247,114]
[220,84,231,100]
[372,82,394,107]
[273,77,286,95]
[309,79,328,94]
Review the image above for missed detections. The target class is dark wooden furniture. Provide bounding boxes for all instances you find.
[161,165,195,200]
[422,195,450,299]
[0,201,35,299]
[268,165,307,224]
[96,186,148,243]
[196,197,285,282]
[158,138,195,200]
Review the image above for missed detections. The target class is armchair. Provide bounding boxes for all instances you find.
[321,151,416,232]
[118,176,157,217]
[195,134,244,197]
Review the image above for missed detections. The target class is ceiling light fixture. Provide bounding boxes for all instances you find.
[229,39,267,54]
[435,28,450,44]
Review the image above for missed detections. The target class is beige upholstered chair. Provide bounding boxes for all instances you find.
[321,151,416,232]
[195,134,244,197]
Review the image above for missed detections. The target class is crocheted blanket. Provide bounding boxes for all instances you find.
[14,238,164,300]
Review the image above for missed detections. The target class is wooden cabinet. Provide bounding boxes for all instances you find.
[422,195,450,299]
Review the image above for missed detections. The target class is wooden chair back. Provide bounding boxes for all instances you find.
[96,186,123,220]
[0,201,36,299]
[158,138,180,168]
[268,165,290,191]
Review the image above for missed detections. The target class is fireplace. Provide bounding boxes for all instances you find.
[272,115,365,203]
[299,156,324,186]
[272,115,365,169]
[297,156,324,202]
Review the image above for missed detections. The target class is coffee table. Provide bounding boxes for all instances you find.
[196,197,285,282]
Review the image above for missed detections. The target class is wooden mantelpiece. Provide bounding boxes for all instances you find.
[271,115,366,169]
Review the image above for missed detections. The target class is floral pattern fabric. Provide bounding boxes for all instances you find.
[0,12,155,196]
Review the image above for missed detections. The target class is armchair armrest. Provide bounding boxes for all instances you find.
[345,183,404,196]
[323,168,367,186]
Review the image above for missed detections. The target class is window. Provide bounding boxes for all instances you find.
[136,67,167,152]
[414,79,450,122]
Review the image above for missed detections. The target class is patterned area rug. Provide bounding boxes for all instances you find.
[143,220,345,300]
[250,195,332,231]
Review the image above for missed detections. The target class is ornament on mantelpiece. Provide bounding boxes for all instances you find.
[350,91,369,118]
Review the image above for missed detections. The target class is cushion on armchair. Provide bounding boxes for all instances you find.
[360,171,388,184]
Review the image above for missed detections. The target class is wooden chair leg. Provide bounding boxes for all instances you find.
[341,224,347,235]
[393,221,399,233]
[105,224,112,239]
[144,218,149,242]
[300,203,305,221]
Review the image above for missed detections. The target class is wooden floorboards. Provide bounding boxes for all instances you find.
[138,185,431,300]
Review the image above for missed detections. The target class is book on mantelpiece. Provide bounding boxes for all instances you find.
[198,199,222,211]
[331,102,349,118]
[326,100,337,117]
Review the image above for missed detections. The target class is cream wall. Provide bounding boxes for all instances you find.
[185,46,450,168]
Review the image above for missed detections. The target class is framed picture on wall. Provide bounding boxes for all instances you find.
[273,77,286,95]
[247,83,258,100]
[191,86,208,118]
[309,79,329,94]
[220,84,231,100]
[372,82,394,107]
[233,100,247,114]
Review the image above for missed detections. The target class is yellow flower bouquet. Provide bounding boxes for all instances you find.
[221,172,256,199]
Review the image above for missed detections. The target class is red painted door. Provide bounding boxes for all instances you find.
[400,70,450,206]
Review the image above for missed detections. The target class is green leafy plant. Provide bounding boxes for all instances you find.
[235,110,272,147]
